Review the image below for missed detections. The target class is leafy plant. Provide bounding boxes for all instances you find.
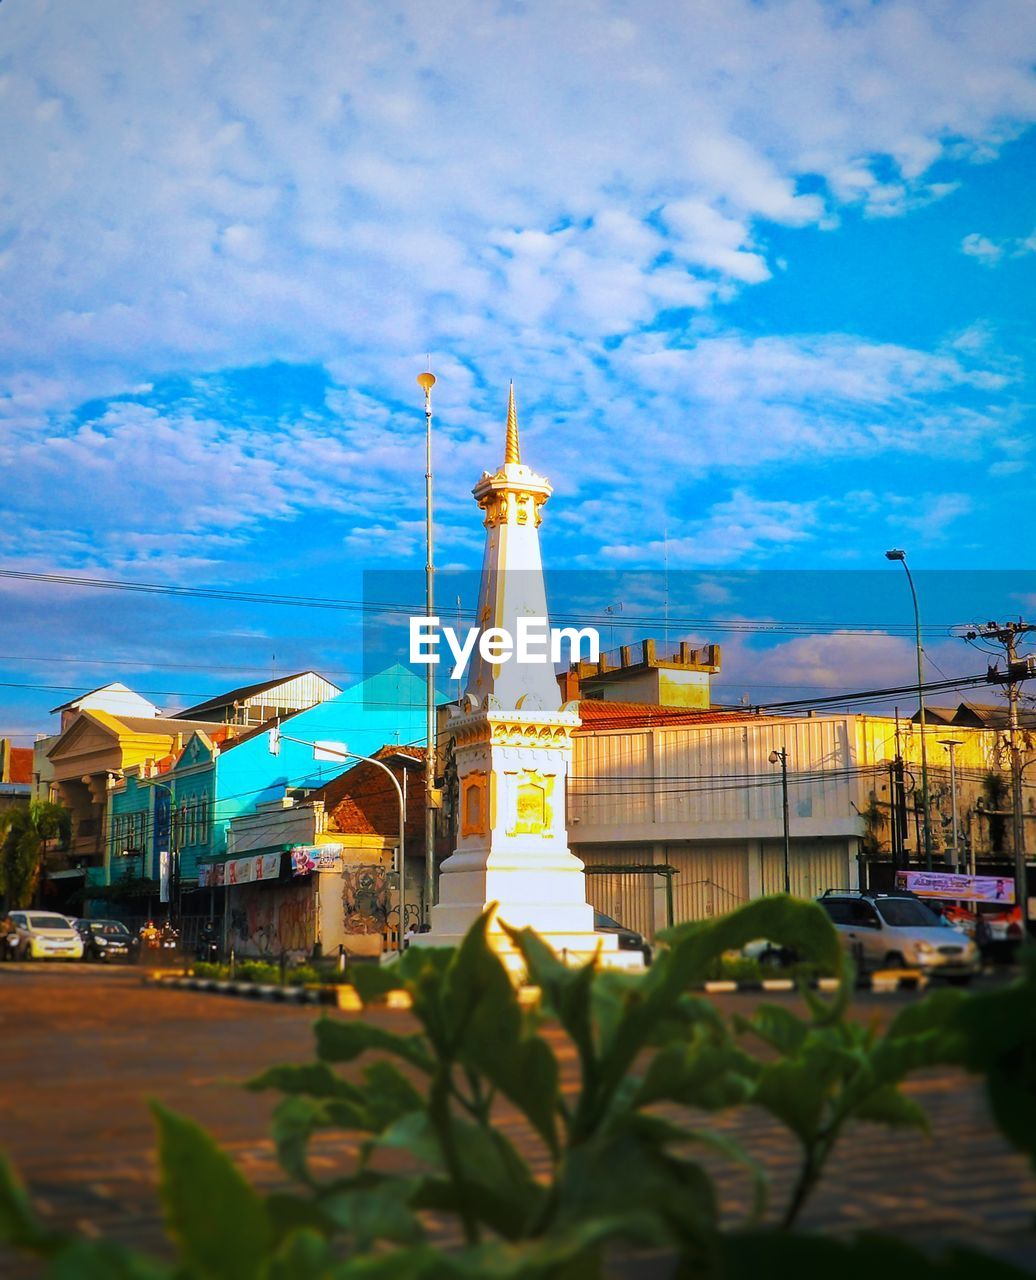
[191,960,349,987]
[235,961,282,985]
[0,800,71,909]
[0,895,1032,1279]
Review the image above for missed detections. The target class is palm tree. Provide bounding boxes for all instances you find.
[0,801,72,909]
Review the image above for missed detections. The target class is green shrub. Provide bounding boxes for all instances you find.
[705,953,763,982]
[2,895,1033,1279]
[235,960,280,985]
[285,964,323,987]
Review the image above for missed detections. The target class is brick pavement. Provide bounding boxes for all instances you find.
[1,966,1034,1276]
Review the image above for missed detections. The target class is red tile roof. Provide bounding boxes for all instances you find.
[575,701,757,731]
[9,747,33,784]
[309,745,428,839]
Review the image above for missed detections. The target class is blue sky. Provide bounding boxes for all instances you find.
[3,0,1036,742]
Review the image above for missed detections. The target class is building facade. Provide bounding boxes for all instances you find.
[100,665,435,922]
[568,702,1034,941]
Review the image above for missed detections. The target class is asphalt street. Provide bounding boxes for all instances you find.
[1,963,1034,1277]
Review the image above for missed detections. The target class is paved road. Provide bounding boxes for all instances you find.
[1,965,1034,1276]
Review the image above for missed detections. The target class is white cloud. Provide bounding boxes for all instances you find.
[893,493,973,539]
[2,0,1036,397]
[601,490,822,566]
[0,0,1033,596]
[962,232,1006,265]
[961,227,1036,265]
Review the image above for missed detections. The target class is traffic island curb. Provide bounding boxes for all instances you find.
[144,974,345,1006]
[146,968,934,1009]
[700,969,929,995]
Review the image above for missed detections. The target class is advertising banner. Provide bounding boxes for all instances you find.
[895,870,1016,904]
[197,862,226,888]
[290,845,343,876]
[225,852,281,886]
[159,850,170,903]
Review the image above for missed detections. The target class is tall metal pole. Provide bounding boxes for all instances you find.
[1005,630,1027,927]
[417,371,437,921]
[972,620,1033,927]
[886,550,933,869]
[939,739,963,871]
[769,747,791,894]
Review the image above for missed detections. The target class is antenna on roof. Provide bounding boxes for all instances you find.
[663,528,670,653]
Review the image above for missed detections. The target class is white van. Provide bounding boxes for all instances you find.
[3,911,85,961]
[817,891,979,981]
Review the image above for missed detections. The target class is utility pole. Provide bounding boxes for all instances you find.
[417,371,437,921]
[969,621,1035,929]
[768,747,791,894]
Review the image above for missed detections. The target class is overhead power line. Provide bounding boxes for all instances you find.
[752,671,991,713]
[0,567,964,636]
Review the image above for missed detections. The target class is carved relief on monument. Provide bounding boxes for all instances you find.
[510,769,555,837]
[460,771,489,836]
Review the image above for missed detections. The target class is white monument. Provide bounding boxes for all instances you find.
[415,387,638,969]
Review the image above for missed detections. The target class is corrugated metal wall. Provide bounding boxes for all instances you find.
[581,838,853,935]
[759,839,852,899]
[571,732,652,826]
[571,718,854,830]
[242,672,339,710]
[665,844,750,921]
[584,866,659,940]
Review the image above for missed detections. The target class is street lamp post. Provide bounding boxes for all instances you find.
[270,729,409,948]
[417,370,437,922]
[885,549,933,869]
[939,738,964,873]
[768,747,791,895]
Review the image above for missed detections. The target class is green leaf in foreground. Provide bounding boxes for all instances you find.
[151,1101,271,1280]
[0,1149,64,1254]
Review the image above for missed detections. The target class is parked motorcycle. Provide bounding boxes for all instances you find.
[196,923,220,963]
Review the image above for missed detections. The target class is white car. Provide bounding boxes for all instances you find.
[817,891,980,981]
[3,911,85,961]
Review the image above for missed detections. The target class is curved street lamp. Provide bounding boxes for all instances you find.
[886,549,933,869]
[270,728,409,948]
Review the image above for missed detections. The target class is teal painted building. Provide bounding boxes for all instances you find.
[104,665,434,895]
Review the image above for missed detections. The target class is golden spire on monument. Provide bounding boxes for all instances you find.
[505,381,521,465]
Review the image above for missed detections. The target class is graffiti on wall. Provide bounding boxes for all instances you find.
[341,865,423,938]
[229,883,315,956]
[342,866,390,935]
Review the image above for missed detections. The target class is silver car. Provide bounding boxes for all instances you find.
[3,911,85,961]
[817,892,979,981]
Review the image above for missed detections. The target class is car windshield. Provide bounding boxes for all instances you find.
[875,898,943,928]
[594,911,624,930]
[97,922,130,936]
[26,914,73,932]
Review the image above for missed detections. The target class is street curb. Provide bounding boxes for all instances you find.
[147,969,931,1009]
[700,970,927,994]
[145,974,340,1005]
